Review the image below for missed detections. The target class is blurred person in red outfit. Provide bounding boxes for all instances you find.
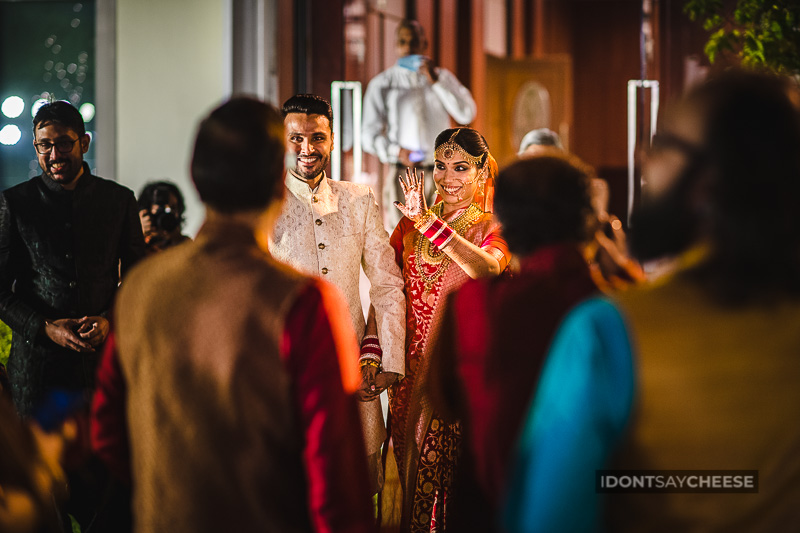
[429,153,599,531]
[91,98,375,533]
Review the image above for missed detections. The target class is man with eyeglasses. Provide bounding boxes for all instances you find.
[0,100,145,422]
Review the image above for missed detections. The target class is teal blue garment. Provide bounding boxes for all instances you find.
[503,298,635,533]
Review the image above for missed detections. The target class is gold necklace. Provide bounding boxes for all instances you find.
[414,202,483,295]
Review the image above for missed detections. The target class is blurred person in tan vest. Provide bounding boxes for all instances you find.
[91,97,375,533]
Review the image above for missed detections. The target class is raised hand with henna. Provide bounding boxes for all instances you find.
[394,167,428,223]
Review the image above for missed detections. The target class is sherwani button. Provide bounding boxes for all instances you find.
[315,219,322,226]
[318,243,325,250]
[321,267,329,274]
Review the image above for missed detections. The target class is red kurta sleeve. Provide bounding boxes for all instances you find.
[90,331,131,484]
[281,281,376,533]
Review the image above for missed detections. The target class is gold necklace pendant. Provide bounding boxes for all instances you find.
[413,202,484,299]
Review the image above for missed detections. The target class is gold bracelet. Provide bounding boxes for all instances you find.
[360,359,381,369]
[414,210,437,232]
[359,353,382,363]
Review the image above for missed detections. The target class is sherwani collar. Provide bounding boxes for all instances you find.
[285,171,330,199]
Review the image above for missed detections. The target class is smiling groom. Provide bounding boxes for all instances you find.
[270,94,406,495]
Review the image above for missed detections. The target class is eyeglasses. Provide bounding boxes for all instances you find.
[34,138,79,155]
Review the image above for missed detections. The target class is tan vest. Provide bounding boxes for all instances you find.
[608,275,800,531]
[115,222,313,533]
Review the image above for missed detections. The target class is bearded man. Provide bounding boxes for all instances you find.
[0,101,144,418]
[270,94,406,494]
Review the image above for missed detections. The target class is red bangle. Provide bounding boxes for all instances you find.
[425,218,445,237]
[360,334,382,363]
[360,344,382,357]
[433,225,455,248]
[422,217,455,249]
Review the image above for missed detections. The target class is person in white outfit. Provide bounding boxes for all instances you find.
[362,19,477,230]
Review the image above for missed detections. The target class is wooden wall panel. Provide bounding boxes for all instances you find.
[510,0,526,58]
[570,0,640,169]
[467,0,487,132]
[277,0,294,103]
[438,0,458,74]
[484,54,573,167]
[309,0,346,97]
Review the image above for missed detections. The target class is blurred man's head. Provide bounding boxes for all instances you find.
[632,70,800,301]
[518,128,563,157]
[494,154,593,256]
[396,20,426,57]
[191,97,285,214]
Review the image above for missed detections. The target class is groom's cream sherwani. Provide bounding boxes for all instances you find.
[270,172,405,491]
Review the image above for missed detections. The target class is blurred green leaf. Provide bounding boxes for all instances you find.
[0,321,10,367]
[685,0,800,75]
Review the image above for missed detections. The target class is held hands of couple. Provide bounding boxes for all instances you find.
[357,366,398,402]
[356,334,398,401]
[44,316,110,353]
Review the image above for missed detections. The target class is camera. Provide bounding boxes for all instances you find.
[150,187,181,232]
[151,205,180,232]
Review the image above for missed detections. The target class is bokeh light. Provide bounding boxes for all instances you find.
[0,125,22,146]
[31,99,49,118]
[79,102,95,122]
[2,96,25,118]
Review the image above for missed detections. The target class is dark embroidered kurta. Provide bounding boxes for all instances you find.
[0,165,145,416]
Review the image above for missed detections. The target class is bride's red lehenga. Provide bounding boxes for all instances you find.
[388,199,508,532]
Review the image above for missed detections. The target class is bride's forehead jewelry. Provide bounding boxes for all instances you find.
[434,129,484,167]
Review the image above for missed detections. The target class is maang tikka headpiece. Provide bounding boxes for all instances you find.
[434,129,484,167]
